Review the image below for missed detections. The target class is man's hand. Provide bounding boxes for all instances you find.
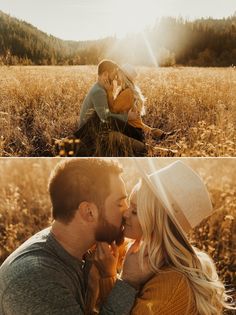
[94,242,119,278]
[103,79,114,93]
[121,240,153,290]
[128,110,139,121]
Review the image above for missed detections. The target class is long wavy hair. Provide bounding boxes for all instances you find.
[134,179,234,315]
[115,69,146,116]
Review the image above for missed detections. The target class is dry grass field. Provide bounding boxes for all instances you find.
[0,65,235,157]
[0,158,235,314]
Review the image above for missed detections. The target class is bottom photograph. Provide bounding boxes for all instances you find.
[0,157,235,315]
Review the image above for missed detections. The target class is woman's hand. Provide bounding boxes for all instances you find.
[128,109,139,121]
[94,242,119,278]
[121,240,153,290]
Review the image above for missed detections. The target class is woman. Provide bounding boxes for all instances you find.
[93,161,234,314]
[106,64,174,141]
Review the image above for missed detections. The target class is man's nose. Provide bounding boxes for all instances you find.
[123,208,130,219]
[123,199,129,211]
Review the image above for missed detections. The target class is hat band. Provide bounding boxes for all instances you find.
[170,201,192,234]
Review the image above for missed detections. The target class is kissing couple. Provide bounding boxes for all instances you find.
[0,159,232,314]
[73,60,175,157]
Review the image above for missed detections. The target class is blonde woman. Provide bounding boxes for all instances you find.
[94,161,234,315]
[105,64,174,141]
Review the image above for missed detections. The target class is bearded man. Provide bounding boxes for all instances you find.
[0,159,150,315]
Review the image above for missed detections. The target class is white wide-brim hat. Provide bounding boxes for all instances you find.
[134,160,213,251]
[120,64,138,82]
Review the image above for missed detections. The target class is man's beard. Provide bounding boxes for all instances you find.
[95,215,125,246]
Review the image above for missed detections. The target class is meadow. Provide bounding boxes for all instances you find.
[0,65,235,157]
[0,158,235,314]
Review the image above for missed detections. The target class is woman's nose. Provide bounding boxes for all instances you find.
[123,208,131,219]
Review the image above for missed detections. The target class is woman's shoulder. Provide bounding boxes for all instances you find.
[140,267,195,302]
[154,267,189,280]
[112,88,134,112]
[118,87,133,97]
[132,268,198,314]
[146,267,191,291]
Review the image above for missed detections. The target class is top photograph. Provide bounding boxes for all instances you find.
[0,0,235,157]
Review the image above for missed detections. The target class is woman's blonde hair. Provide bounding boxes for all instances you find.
[134,179,234,315]
[116,69,146,116]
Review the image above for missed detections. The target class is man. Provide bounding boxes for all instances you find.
[0,159,151,314]
[74,60,147,156]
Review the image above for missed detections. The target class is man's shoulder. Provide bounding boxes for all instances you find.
[90,82,106,97]
[0,228,72,298]
[0,228,55,276]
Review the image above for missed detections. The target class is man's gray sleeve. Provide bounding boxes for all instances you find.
[1,266,136,315]
[91,89,128,123]
[100,280,137,315]
[1,265,85,315]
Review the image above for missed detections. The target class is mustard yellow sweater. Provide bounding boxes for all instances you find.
[99,268,199,315]
[131,269,199,315]
[108,88,152,131]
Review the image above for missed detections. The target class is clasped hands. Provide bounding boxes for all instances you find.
[93,241,153,290]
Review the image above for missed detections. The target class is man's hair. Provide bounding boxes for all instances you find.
[98,59,118,76]
[48,159,123,223]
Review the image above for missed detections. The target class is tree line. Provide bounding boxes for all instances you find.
[0,10,235,66]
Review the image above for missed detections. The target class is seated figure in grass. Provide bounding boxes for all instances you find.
[106,63,175,141]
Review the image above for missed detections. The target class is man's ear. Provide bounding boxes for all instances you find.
[78,201,99,223]
[102,71,109,80]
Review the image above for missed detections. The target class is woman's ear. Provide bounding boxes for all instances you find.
[78,202,99,223]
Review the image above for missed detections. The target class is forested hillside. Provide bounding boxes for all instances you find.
[0,10,107,65]
[0,10,235,66]
[0,10,71,64]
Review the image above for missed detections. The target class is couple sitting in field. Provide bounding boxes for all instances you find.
[74,60,173,156]
[0,159,233,314]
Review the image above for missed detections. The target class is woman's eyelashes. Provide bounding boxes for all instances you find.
[130,205,137,215]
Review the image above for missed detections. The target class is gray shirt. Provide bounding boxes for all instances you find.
[0,228,136,315]
[79,82,128,127]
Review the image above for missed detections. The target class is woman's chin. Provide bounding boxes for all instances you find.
[124,235,136,240]
[124,229,136,240]
[123,223,143,240]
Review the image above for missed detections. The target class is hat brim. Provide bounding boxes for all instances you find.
[118,66,137,82]
[133,159,195,254]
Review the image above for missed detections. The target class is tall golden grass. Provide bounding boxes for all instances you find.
[0,158,235,314]
[0,66,235,156]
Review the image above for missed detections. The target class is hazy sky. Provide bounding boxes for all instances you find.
[0,0,235,40]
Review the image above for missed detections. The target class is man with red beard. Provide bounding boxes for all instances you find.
[0,159,151,315]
